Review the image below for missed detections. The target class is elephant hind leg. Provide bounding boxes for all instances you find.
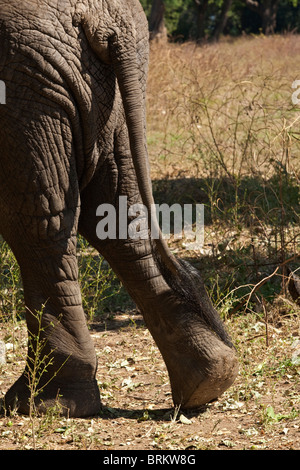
[79,178,238,410]
[77,123,238,410]
[0,116,101,417]
[2,220,101,417]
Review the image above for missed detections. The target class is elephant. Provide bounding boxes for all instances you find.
[0,0,238,418]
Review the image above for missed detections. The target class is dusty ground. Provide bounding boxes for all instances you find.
[0,306,299,451]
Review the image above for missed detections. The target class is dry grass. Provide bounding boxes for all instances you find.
[147,35,300,310]
[147,35,300,180]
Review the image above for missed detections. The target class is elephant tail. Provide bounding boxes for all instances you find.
[107,19,180,276]
[105,12,233,349]
[81,5,233,349]
[80,4,180,275]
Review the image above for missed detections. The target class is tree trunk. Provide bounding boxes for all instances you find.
[245,0,279,35]
[213,0,233,42]
[261,2,278,34]
[149,0,168,42]
[194,0,209,41]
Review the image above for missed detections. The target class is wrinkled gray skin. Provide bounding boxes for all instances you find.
[0,0,238,417]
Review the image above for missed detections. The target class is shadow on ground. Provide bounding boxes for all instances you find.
[152,174,299,227]
[98,405,208,422]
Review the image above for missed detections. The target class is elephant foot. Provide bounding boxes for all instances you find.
[150,313,239,410]
[171,342,239,409]
[3,374,101,418]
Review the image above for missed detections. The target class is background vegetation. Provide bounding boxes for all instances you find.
[140,0,300,41]
[146,34,299,313]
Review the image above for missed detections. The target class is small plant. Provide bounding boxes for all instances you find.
[260,404,299,429]
[25,306,69,449]
[77,236,122,321]
[0,237,24,325]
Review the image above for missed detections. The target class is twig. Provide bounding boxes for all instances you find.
[261,296,269,348]
[229,255,297,315]
[245,266,280,311]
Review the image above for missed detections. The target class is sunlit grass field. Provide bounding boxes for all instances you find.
[146,35,299,311]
